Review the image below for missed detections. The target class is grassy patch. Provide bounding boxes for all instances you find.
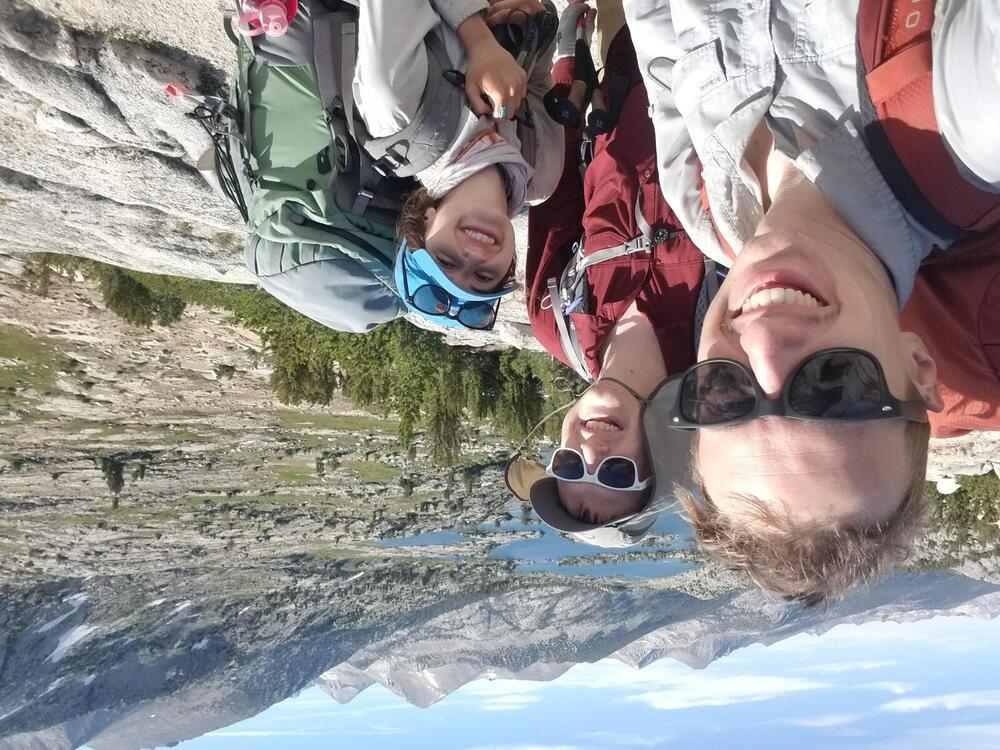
[276,410,399,435]
[269,463,318,486]
[337,460,399,484]
[42,418,130,438]
[40,513,104,526]
[214,232,242,251]
[926,473,1000,538]
[184,494,229,507]
[158,427,209,443]
[0,325,63,393]
[0,523,19,539]
[105,506,180,522]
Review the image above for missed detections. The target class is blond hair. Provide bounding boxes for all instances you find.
[678,420,930,607]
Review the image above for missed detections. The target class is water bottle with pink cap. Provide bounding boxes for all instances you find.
[235,0,298,38]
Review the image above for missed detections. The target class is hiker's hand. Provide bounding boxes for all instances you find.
[464,36,527,119]
[486,0,546,26]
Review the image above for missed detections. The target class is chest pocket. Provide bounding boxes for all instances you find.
[671,39,729,114]
[789,0,859,60]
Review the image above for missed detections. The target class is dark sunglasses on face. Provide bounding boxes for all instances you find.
[545,447,652,491]
[400,255,499,330]
[659,348,929,428]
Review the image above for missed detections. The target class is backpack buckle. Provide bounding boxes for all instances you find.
[372,158,394,177]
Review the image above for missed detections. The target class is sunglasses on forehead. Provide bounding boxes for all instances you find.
[658,348,929,428]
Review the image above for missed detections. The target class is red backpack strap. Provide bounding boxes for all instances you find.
[856,0,1000,235]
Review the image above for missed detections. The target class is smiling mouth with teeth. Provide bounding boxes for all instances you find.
[734,286,828,318]
[461,227,498,246]
[582,418,622,433]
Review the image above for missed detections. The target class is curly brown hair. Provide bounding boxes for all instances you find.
[676,419,931,607]
[397,186,439,251]
[396,187,518,292]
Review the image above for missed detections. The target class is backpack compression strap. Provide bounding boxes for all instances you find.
[856,0,1000,235]
[362,32,466,179]
[310,6,462,212]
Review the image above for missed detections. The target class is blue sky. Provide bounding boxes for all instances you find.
[159,614,1000,750]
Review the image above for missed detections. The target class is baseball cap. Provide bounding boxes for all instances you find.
[504,375,695,548]
[393,244,516,329]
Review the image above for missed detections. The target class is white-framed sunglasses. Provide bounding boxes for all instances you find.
[544,447,652,492]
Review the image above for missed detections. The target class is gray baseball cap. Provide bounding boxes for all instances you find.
[504,376,694,548]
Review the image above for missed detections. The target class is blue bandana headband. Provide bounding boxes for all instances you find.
[393,244,516,329]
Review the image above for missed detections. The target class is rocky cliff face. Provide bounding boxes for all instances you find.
[0,1,246,281]
[0,0,541,349]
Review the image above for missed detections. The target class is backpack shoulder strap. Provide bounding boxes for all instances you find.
[361,31,466,178]
[547,276,592,381]
[545,193,687,379]
[311,3,357,126]
[856,0,1000,235]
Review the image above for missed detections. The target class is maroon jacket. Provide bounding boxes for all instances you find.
[526,30,705,380]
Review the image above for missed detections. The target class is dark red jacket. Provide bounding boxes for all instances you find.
[525,31,705,380]
[902,229,1000,438]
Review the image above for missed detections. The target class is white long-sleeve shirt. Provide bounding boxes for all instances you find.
[353,0,564,207]
[623,0,996,307]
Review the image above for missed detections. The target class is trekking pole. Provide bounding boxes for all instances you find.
[544,13,590,128]
[543,9,610,134]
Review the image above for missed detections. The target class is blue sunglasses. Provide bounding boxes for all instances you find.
[399,254,499,330]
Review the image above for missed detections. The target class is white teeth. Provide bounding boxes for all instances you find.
[740,287,823,315]
[584,419,620,432]
[462,228,496,245]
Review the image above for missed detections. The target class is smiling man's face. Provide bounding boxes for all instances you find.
[694,180,942,530]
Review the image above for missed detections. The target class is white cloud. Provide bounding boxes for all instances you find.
[881,690,1000,713]
[802,661,896,673]
[460,680,548,697]
[205,729,320,737]
[860,681,915,695]
[480,694,542,712]
[464,745,579,750]
[369,725,406,735]
[853,723,1000,750]
[764,616,996,657]
[576,731,671,747]
[454,680,547,712]
[625,676,827,711]
[782,714,860,728]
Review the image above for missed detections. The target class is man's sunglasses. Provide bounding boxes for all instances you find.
[545,447,652,491]
[658,348,928,428]
[400,255,498,330]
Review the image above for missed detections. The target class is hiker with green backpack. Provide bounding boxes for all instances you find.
[357,0,564,331]
[187,0,563,334]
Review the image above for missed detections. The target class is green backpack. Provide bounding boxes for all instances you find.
[189,0,463,333]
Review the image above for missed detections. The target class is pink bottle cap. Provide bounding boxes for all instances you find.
[258,1,289,37]
[235,0,291,38]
